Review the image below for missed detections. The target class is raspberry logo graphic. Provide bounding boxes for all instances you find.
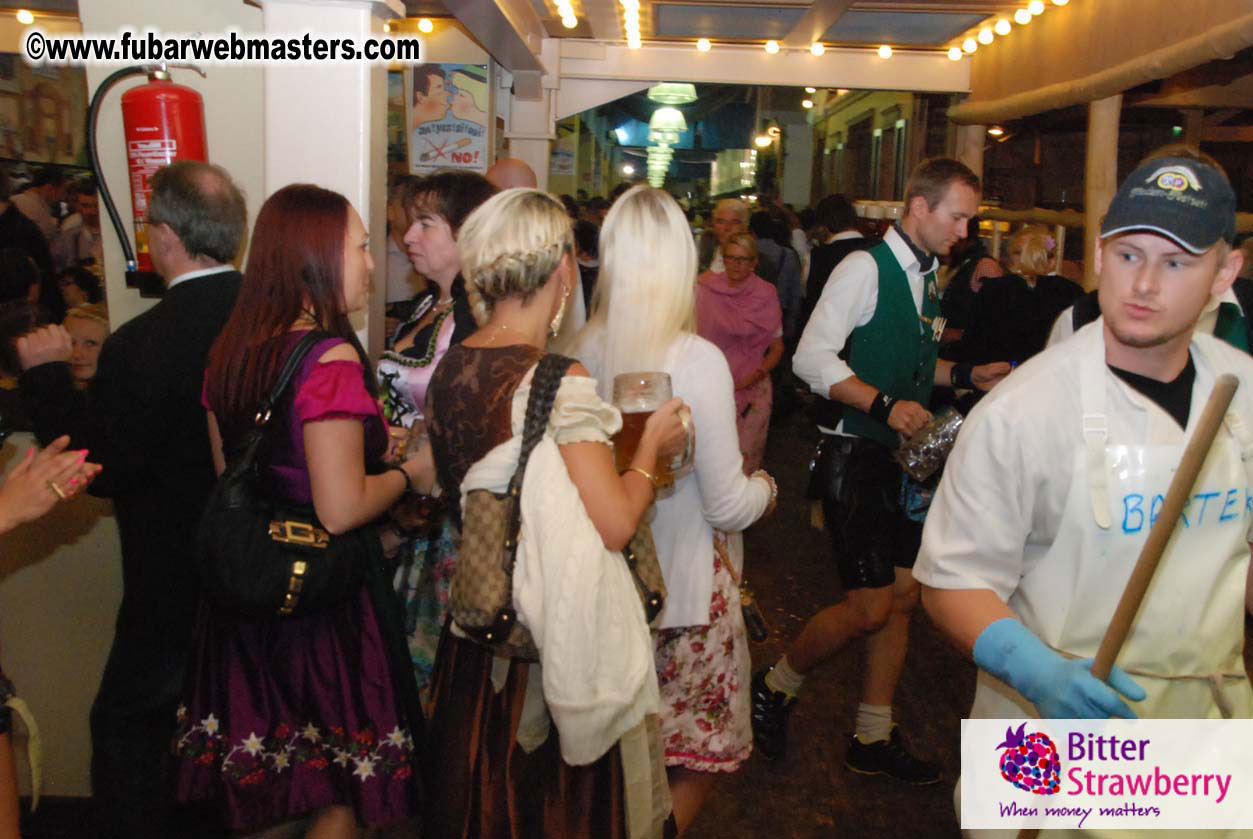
[996,722,1060,795]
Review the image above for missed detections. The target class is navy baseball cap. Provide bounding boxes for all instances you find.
[1100,156,1237,254]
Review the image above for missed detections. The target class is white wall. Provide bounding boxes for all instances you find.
[78,0,266,330]
[0,434,121,797]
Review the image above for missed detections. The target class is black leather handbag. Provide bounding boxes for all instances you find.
[195,331,373,619]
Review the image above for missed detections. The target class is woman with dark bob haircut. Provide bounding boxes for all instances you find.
[378,170,496,698]
[176,184,429,838]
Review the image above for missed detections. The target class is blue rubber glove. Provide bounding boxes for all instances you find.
[972,618,1147,719]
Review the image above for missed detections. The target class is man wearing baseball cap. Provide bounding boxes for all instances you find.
[911,152,1249,831]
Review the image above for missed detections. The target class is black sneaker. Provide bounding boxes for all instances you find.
[750,667,797,760]
[844,726,941,784]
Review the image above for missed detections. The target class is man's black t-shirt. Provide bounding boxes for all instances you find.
[1109,353,1196,430]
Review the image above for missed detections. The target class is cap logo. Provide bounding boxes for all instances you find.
[1145,165,1201,193]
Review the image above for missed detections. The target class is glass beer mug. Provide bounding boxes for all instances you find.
[612,372,694,488]
[893,405,963,483]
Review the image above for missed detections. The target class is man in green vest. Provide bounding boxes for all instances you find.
[751,158,1009,781]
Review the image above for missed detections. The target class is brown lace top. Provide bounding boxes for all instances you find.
[426,342,544,520]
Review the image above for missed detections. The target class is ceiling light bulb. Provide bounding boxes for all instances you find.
[1052,0,1069,5]
[755,134,772,148]
[994,18,1011,35]
[810,42,825,56]
[383,22,391,32]
[978,27,994,44]
[622,164,634,175]
[878,45,892,58]
[1029,0,1045,13]
[805,86,816,93]
[988,126,1005,136]
[963,37,978,53]
[947,47,962,60]
[16,9,33,24]
[764,40,780,54]
[802,99,814,108]
[417,17,433,33]
[1014,8,1032,24]
[696,38,711,51]
[836,88,849,95]
[562,14,578,28]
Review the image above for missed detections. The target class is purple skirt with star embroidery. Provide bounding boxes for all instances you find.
[174,589,419,831]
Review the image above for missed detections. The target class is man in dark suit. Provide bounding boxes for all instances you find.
[16,160,246,839]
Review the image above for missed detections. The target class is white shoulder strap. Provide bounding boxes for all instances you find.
[1079,334,1112,529]
[1222,410,1253,493]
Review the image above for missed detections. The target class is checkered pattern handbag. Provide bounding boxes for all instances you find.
[451,354,666,661]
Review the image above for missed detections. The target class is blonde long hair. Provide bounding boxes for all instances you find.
[575,186,696,398]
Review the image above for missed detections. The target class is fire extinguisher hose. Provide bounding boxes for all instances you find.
[86,66,147,272]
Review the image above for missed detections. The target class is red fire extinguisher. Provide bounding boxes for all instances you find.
[87,64,207,294]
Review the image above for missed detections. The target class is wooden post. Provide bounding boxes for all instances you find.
[1054,224,1066,275]
[1084,95,1122,292]
[1183,108,1204,147]
[991,221,1003,259]
[955,123,986,182]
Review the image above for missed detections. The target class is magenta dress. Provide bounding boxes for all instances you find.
[695,271,782,473]
[175,333,420,832]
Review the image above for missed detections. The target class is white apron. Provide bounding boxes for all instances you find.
[963,325,1253,839]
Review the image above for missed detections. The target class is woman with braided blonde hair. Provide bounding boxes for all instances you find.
[422,187,688,839]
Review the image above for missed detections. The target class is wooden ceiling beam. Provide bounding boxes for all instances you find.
[1203,125,1253,142]
[782,0,856,48]
[581,0,621,42]
[1127,73,1253,109]
[446,0,545,74]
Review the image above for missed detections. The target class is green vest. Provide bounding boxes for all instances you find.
[842,240,942,448]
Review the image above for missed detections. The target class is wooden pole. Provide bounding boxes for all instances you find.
[1183,109,1205,148]
[1054,224,1066,276]
[1084,95,1122,292]
[955,123,986,182]
[1092,374,1239,679]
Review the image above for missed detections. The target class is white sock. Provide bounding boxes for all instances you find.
[764,655,805,698]
[854,703,892,743]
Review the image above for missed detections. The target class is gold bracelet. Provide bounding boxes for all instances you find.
[623,466,659,488]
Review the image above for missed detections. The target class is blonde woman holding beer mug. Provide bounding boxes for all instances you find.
[422,188,688,839]
[573,186,778,834]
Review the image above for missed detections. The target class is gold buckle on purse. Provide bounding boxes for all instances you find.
[277,560,308,617]
[268,520,330,548]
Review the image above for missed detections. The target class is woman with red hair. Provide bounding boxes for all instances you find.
[176,184,428,838]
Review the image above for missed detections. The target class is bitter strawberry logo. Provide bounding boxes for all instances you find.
[996,722,1061,795]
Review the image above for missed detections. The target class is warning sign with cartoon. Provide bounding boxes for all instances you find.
[406,63,489,174]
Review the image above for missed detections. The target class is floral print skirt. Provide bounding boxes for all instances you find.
[654,533,752,773]
[174,588,419,832]
[392,514,457,697]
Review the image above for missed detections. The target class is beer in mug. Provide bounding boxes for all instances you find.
[612,372,691,488]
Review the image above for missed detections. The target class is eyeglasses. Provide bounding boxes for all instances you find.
[724,255,754,264]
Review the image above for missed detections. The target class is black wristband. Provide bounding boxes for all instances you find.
[386,464,414,494]
[867,391,896,424]
[951,363,975,390]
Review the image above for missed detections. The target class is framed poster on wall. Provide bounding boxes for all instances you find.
[405,62,490,174]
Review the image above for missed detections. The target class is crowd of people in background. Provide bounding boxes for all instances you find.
[0,145,1248,839]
